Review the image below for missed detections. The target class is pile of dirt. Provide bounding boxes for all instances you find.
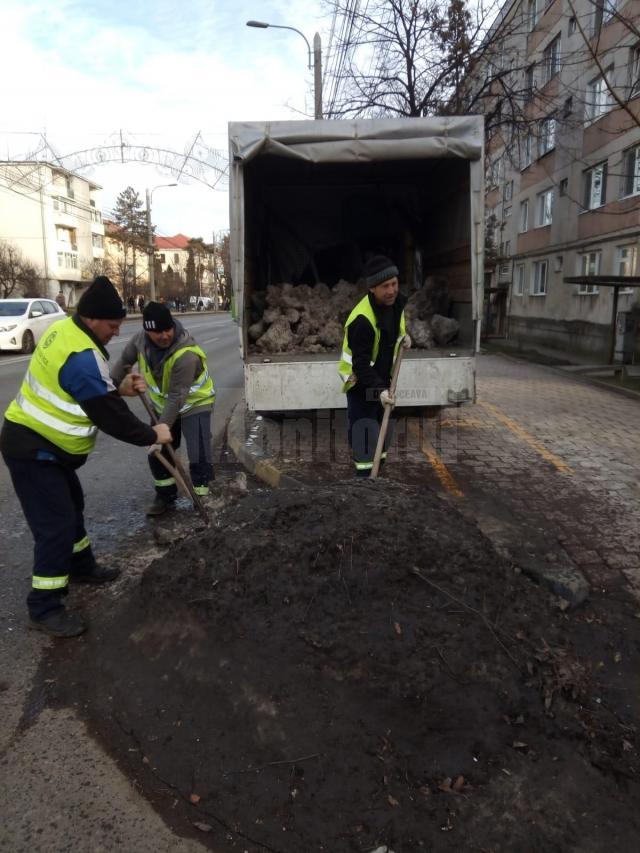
[46,482,639,852]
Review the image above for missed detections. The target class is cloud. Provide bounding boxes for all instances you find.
[0,0,328,234]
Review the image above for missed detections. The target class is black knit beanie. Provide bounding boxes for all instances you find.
[143,301,174,332]
[77,276,126,319]
[364,255,399,289]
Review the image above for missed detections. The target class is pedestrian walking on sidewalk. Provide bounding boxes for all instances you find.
[338,255,411,476]
[111,301,216,516]
[1,276,172,638]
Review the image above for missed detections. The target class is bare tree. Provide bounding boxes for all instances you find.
[0,240,42,299]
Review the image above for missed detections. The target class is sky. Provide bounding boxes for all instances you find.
[0,0,328,242]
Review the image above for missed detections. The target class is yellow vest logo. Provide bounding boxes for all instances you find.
[42,329,58,349]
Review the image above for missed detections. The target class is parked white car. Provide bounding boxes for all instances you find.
[0,298,66,354]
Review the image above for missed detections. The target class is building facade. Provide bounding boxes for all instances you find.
[0,162,104,307]
[467,0,640,359]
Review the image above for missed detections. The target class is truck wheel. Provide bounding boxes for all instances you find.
[21,331,35,354]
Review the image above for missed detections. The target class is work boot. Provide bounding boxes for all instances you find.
[146,497,175,517]
[29,609,87,638]
[71,564,121,585]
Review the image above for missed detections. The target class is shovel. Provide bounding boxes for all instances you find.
[138,390,209,523]
[370,338,406,480]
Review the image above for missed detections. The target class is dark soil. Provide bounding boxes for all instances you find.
[44,481,639,852]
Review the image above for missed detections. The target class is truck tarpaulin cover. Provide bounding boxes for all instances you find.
[229,116,484,164]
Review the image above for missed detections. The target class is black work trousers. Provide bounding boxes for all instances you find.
[3,453,97,619]
[149,410,214,501]
[346,391,395,476]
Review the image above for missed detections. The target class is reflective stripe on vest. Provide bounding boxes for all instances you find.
[73,536,91,554]
[338,295,406,392]
[138,345,215,416]
[5,317,101,455]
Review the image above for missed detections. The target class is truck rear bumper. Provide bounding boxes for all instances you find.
[245,354,476,412]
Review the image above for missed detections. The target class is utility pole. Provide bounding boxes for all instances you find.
[313,33,322,120]
[145,189,156,302]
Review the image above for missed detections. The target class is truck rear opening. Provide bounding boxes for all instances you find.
[229,117,484,412]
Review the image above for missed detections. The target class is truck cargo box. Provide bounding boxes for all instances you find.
[229,117,484,412]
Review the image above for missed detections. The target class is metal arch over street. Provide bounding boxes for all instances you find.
[1,129,229,192]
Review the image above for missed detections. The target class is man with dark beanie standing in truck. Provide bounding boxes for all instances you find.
[111,301,215,516]
[1,276,172,638]
[338,255,411,476]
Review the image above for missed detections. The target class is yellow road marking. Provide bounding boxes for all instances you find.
[407,419,464,497]
[478,401,573,475]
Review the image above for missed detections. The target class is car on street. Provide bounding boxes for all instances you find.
[0,298,67,354]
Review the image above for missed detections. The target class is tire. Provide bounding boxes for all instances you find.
[21,330,35,355]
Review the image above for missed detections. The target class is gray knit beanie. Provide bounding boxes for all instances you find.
[364,255,399,289]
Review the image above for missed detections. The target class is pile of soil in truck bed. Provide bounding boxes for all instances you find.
[45,482,639,852]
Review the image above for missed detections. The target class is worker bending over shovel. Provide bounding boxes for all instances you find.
[0,276,172,638]
[111,301,215,516]
[338,255,411,476]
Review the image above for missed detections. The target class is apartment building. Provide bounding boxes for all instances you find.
[0,162,105,306]
[467,0,640,359]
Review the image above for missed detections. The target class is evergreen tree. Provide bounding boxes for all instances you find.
[113,187,148,303]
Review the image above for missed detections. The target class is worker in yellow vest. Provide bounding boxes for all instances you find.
[338,255,411,476]
[111,302,215,516]
[1,277,172,638]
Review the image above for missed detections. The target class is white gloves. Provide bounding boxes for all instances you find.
[402,334,411,349]
[380,389,395,408]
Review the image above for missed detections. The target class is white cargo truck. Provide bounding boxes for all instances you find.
[229,117,484,412]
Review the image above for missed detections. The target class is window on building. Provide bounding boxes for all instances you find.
[621,145,640,196]
[603,0,618,24]
[525,64,536,99]
[535,188,554,226]
[519,199,529,232]
[563,96,573,117]
[559,178,569,196]
[522,133,533,168]
[583,162,607,209]
[578,251,601,293]
[554,255,564,272]
[616,245,637,293]
[173,253,179,264]
[65,176,74,200]
[159,253,166,263]
[586,72,613,122]
[630,46,640,98]
[57,252,64,267]
[515,264,525,295]
[56,226,77,249]
[504,205,512,218]
[92,234,104,249]
[504,180,513,202]
[538,117,556,156]
[531,260,548,295]
[568,16,577,35]
[542,35,561,84]
[528,0,540,32]
[505,240,511,256]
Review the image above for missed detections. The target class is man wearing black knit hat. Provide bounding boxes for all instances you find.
[338,255,411,476]
[0,276,172,638]
[112,301,215,515]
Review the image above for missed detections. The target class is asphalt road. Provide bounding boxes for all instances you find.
[0,311,242,852]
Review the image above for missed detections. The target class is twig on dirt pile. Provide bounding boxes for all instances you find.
[223,753,321,776]
[410,568,522,670]
[435,646,469,685]
[115,713,282,852]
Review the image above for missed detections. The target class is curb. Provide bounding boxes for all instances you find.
[227,403,304,489]
[484,349,640,403]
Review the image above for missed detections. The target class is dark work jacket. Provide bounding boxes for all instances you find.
[347,292,407,401]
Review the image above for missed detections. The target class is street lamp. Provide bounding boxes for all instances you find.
[146,183,177,302]
[246,20,322,120]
